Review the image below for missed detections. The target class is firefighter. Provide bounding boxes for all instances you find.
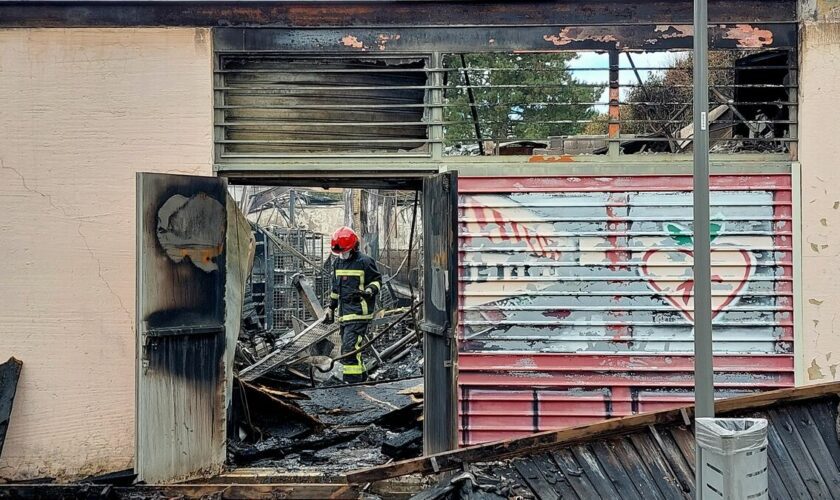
[323,226,381,383]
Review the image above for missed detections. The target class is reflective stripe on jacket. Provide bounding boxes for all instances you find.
[329,251,382,322]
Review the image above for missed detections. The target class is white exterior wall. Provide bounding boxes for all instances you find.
[799,2,840,383]
[0,28,213,480]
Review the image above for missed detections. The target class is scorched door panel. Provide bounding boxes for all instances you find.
[422,171,459,454]
[136,173,228,483]
[457,174,794,445]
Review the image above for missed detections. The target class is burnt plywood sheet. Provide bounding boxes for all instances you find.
[457,397,840,500]
[298,377,421,427]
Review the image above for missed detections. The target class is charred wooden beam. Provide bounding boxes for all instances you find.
[0,1,796,28]
[214,23,796,53]
[0,483,360,499]
[293,275,326,319]
[226,174,425,191]
[346,381,840,484]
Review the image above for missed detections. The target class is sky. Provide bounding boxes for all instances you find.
[567,51,684,112]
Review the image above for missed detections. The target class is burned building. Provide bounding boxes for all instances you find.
[0,0,838,493]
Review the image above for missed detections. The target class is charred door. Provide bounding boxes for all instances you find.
[136,173,229,483]
[422,171,459,453]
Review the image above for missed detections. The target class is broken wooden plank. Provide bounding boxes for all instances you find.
[807,400,840,469]
[668,426,697,471]
[241,380,322,430]
[648,425,694,496]
[627,432,689,499]
[292,316,308,335]
[765,415,811,499]
[783,406,840,494]
[569,443,620,498]
[0,356,22,458]
[587,440,643,500]
[347,381,840,483]
[513,456,560,500]
[293,275,325,319]
[611,437,667,500]
[398,383,423,396]
[550,449,599,498]
[529,452,579,499]
[767,453,794,500]
[766,409,833,499]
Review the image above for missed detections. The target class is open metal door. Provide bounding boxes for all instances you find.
[135,173,230,483]
[422,171,459,454]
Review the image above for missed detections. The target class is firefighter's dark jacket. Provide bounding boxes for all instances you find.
[329,251,382,322]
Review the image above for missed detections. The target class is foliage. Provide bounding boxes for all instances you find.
[621,51,739,136]
[442,53,604,145]
[581,113,609,135]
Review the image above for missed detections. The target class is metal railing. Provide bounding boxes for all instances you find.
[214,48,797,162]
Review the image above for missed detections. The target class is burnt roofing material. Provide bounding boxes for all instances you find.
[413,394,840,499]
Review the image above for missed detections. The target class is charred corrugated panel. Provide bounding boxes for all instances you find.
[136,173,228,483]
[214,23,796,54]
[216,55,427,155]
[457,174,794,445]
[0,0,796,28]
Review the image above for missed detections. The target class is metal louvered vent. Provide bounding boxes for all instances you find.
[215,55,431,159]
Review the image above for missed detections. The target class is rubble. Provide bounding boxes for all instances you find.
[80,469,136,487]
[382,428,423,459]
[230,380,424,473]
[227,187,426,477]
[297,378,421,428]
[239,317,335,382]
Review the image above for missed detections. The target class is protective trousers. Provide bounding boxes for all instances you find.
[340,321,369,383]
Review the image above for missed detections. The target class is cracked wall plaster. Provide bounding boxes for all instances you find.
[800,20,840,384]
[0,28,213,480]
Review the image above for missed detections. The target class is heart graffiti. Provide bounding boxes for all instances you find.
[639,222,756,323]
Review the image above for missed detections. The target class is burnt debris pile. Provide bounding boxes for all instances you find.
[230,222,424,474]
[229,378,424,473]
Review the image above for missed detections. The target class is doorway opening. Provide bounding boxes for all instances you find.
[136,171,457,483]
[226,181,427,475]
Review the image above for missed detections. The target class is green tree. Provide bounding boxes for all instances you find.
[442,53,604,146]
[621,52,738,136]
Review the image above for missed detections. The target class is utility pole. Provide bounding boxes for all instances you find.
[694,1,714,496]
[693,0,714,421]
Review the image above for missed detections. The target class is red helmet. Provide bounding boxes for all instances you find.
[331,226,359,255]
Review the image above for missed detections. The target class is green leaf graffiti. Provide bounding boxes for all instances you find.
[666,223,693,246]
[665,220,725,246]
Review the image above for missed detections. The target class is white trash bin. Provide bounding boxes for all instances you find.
[695,418,769,499]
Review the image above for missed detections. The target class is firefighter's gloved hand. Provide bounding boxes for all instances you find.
[324,307,334,324]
